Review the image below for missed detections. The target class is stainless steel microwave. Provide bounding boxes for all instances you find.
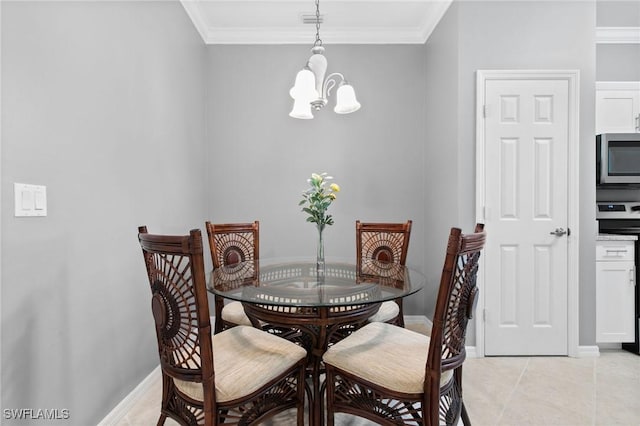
[597,133,640,186]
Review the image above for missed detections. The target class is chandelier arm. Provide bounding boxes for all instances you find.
[323,72,345,99]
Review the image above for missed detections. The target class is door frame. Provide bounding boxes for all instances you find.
[475,69,580,357]
[0,0,4,408]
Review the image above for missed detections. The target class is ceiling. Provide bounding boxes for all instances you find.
[180,0,453,44]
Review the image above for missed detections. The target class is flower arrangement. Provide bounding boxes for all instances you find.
[299,172,341,232]
[299,172,340,271]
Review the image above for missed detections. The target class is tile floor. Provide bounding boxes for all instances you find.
[114,325,640,426]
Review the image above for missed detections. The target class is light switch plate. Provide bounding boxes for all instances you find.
[14,183,47,217]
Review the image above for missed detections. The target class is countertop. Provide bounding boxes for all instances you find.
[597,233,638,241]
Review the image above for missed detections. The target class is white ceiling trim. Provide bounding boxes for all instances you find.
[180,0,452,45]
[181,0,210,43]
[202,27,428,44]
[596,27,640,44]
[418,0,451,44]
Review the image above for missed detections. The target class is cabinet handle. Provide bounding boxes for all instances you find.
[605,249,628,256]
[632,267,636,285]
[636,114,640,132]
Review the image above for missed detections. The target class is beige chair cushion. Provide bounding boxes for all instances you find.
[221,301,252,326]
[174,325,307,403]
[367,300,400,323]
[323,321,452,394]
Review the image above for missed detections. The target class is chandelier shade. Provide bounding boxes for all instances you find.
[289,98,314,120]
[289,0,360,119]
[289,68,318,101]
[334,83,361,114]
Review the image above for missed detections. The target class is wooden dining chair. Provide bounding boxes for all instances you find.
[356,220,412,327]
[324,224,486,426]
[205,221,259,334]
[137,226,307,426]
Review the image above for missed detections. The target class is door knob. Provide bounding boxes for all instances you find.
[550,228,567,237]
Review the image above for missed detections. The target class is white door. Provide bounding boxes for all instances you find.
[482,78,570,355]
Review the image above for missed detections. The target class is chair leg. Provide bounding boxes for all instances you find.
[297,366,306,426]
[325,370,335,426]
[214,296,225,334]
[461,401,471,426]
[396,298,405,328]
[156,414,166,426]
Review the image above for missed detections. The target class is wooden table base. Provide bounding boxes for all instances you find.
[242,302,381,426]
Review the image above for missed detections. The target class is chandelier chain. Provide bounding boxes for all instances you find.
[314,0,322,46]
[288,0,360,118]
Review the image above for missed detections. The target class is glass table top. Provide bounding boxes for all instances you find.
[207,258,425,308]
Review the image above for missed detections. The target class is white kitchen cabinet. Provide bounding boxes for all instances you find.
[596,238,636,343]
[596,82,640,134]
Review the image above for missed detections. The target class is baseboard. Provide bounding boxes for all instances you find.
[577,345,601,358]
[406,315,477,357]
[404,314,430,328]
[465,346,478,358]
[98,365,160,425]
[597,342,622,351]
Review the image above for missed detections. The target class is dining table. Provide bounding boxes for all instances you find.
[207,258,425,426]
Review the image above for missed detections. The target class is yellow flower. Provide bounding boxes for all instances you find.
[300,172,340,228]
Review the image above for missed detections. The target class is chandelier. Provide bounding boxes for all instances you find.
[289,0,361,119]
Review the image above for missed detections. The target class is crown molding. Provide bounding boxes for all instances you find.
[202,27,429,44]
[181,0,209,43]
[596,27,640,44]
[181,0,452,45]
[419,0,451,43]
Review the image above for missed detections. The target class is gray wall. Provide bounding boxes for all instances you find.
[422,0,597,346]
[422,3,461,317]
[205,44,429,316]
[1,1,206,424]
[596,0,640,27]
